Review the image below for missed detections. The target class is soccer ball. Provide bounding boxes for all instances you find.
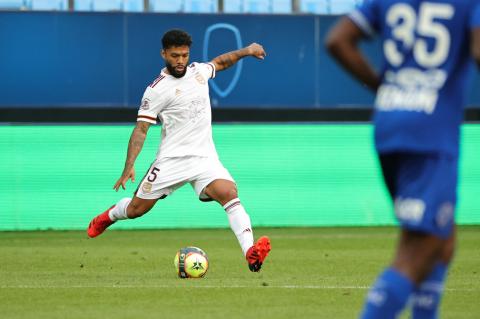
[174,246,209,278]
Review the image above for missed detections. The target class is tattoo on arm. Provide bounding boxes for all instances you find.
[122,121,150,175]
[212,48,248,71]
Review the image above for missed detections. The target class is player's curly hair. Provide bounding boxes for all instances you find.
[162,29,193,49]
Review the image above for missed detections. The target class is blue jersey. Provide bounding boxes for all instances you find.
[349,0,480,156]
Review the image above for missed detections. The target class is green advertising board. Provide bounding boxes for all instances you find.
[1,124,479,230]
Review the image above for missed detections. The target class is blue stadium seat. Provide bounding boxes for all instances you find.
[74,0,143,12]
[30,0,67,10]
[271,0,291,13]
[223,0,242,13]
[224,0,291,14]
[243,0,270,13]
[91,0,123,11]
[330,0,360,14]
[73,0,91,11]
[150,0,216,13]
[299,0,360,14]
[0,0,28,10]
[124,0,143,12]
[149,0,182,13]
[299,0,330,14]
[75,0,142,12]
[183,0,217,13]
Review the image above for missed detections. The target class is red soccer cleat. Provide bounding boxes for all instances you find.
[246,236,271,272]
[87,205,115,238]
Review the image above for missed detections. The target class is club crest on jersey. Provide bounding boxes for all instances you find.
[140,98,150,110]
[142,182,152,193]
[195,73,206,85]
[175,88,182,96]
[436,202,454,228]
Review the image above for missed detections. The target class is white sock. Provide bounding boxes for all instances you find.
[108,198,131,221]
[223,198,254,256]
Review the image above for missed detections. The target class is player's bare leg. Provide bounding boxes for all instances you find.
[204,179,271,272]
[87,196,158,238]
[410,227,456,318]
[126,196,159,219]
[392,229,447,284]
[360,229,449,318]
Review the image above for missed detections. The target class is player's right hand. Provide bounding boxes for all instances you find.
[247,43,266,60]
[113,167,135,191]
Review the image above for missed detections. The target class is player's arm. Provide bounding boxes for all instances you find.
[471,28,480,68]
[211,43,266,72]
[113,121,151,191]
[325,16,381,92]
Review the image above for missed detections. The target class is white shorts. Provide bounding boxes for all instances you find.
[135,156,235,201]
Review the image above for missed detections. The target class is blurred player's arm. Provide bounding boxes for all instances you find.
[472,28,480,68]
[211,43,266,72]
[325,16,381,91]
[113,121,151,191]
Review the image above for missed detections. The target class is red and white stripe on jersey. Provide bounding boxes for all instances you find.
[138,74,166,124]
[206,62,216,79]
[149,75,165,88]
[137,114,157,124]
[191,62,216,79]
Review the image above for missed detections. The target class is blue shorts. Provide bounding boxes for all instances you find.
[379,152,458,239]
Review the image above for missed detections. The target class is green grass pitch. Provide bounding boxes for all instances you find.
[1,227,479,319]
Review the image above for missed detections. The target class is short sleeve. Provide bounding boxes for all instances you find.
[348,0,380,37]
[470,1,480,28]
[137,87,163,124]
[197,62,216,79]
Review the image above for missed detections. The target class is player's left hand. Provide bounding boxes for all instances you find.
[247,43,266,60]
[113,167,135,191]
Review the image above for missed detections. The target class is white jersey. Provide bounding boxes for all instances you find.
[137,62,217,159]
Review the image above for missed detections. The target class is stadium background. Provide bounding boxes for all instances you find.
[1,0,479,231]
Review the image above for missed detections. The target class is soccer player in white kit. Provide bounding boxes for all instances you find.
[87,29,271,272]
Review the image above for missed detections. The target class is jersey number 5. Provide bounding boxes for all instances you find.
[384,2,454,68]
[147,167,160,182]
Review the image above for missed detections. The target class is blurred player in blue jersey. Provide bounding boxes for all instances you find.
[326,0,480,318]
